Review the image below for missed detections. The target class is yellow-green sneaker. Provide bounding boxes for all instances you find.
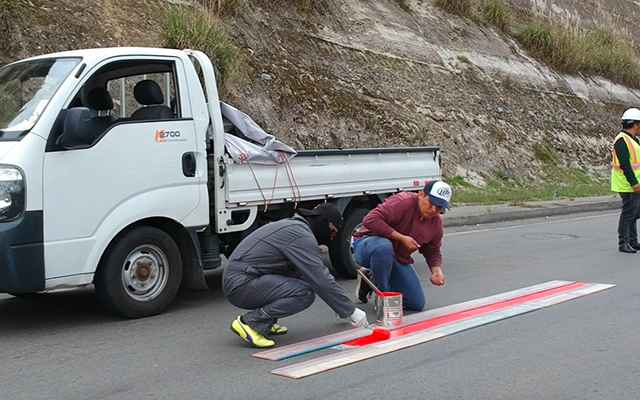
[270,323,288,335]
[230,316,275,348]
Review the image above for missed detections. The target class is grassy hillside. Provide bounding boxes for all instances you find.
[1,0,632,204]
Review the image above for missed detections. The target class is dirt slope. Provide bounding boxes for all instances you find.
[2,0,639,184]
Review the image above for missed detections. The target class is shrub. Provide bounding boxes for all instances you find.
[580,28,640,87]
[433,0,640,87]
[434,0,472,17]
[161,4,240,95]
[516,18,640,87]
[533,138,558,165]
[516,18,579,73]
[202,0,246,17]
[481,0,512,33]
[394,0,411,13]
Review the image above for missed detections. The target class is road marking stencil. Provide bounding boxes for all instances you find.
[257,281,615,379]
[254,280,572,361]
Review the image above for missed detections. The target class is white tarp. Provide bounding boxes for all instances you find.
[221,102,297,164]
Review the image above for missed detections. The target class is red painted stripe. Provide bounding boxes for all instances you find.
[345,282,589,346]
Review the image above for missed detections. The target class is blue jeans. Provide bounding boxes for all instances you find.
[354,236,426,310]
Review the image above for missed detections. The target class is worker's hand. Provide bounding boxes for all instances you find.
[430,266,445,286]
[400,235,421,252]
[347,308,368,328]
[633,184,640,193]
[431,272,445,286]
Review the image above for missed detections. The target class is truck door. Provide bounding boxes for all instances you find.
[183,50,228,234]
[42,56,201,286]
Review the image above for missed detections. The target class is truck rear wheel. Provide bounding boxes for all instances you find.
[329,208,370,279]
[95,226,183,318]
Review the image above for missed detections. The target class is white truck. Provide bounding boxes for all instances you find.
[0,47,441,318]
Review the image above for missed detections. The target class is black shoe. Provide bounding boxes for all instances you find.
[619,243,637,253]
[355,267,373,304]
[630,243,640,251]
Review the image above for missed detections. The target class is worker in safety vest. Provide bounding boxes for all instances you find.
[611,108,640,253]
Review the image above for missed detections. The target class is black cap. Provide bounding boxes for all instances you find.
[298,203,343,228]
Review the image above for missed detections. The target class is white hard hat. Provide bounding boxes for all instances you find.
[621,108,640,121]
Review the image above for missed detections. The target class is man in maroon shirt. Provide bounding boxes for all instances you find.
[352,180,452,310]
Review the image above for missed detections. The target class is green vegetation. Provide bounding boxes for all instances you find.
[516,21,640,87]
[0,0,12,13]
[481,0,511,33]
[292,0,322,8]
[447,130,610,206]
[161,1,241,95]
[434,0,472,17]
[533,138,558,165]
[434,0,640,88]
[264,0,324,12]
[394,0,411,13]
[202,0,246,16]
[445,168,610,206]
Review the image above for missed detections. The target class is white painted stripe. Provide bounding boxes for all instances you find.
[527,283,616,308]
[401,280,573,326]
[252,328,372,361]
[254,280,574,361]
[270,282,615,379]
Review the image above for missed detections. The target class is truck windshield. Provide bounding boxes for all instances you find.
[0,57,80,139]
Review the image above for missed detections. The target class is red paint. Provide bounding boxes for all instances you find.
[354,329,390,346]
[344,282,589,346]
[371,329,391,340]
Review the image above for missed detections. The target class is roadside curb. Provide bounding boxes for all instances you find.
[442,198,621,228]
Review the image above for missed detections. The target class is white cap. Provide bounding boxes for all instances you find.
[424,180,452,209]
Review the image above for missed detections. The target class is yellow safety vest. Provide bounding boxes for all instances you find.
[611,131,640,192]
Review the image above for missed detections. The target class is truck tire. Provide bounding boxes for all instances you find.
[95,226,183,318]
[329,208,370,279]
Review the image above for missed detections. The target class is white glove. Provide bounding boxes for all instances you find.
[347,308,368,328]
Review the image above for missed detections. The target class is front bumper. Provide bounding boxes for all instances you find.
[0,211,44,293]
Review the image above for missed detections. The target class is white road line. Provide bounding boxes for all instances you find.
[254,281,573,361]
[270,283,615,379]
[445,212,618,236]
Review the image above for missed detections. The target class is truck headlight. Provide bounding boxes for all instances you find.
[0,166,25,222]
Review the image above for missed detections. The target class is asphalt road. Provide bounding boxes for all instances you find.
[1,210,638,400]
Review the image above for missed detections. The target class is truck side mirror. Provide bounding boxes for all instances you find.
[56,107,94,150]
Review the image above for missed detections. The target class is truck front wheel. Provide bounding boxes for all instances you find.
[95,226,183,318]
[329,208,370,279]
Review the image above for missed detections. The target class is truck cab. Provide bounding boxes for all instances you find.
[0,48,213,317]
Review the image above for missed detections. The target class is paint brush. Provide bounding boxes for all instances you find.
[356,268,384,297]
[364,324,391,340]
[355,270,391,340]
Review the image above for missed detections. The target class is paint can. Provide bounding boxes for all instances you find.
[375,292,403,327]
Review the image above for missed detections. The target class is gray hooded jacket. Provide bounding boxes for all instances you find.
[223,215,355,318]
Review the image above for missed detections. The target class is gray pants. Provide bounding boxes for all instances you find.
[223,272,315,335]
[618,192,640,246]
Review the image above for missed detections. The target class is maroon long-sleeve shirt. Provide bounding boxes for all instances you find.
[354,192,444,267]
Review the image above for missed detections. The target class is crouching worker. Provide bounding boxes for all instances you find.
[222,203,368,348]
[353,180,452,311]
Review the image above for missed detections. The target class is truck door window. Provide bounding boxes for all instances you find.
[107,72,178,119]
[51,60,180,151]
[188,55,208,103]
